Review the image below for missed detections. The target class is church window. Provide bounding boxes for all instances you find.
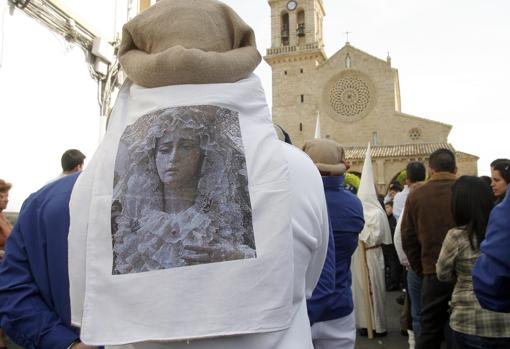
[297,10,305,38]
[329,74,372,118]
[299,122,303,132]
[281,13,290,46]
[345,54,352,69]
[409,128,422,140]
[372,132,379,146]
[301,94,304,103]
[284,70,288,75]
[300,68,304,74]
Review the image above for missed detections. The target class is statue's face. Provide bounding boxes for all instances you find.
[155,129,202,188]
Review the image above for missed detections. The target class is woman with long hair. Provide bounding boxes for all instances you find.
[436,176,510,348]
[491,159,510,204]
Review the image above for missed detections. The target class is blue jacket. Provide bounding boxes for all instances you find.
[307,176,365,324]
[473,191,510,312]
[0,174,80,349]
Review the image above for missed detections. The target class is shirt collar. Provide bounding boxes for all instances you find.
[322,175,345,190]
[429,172,457,182]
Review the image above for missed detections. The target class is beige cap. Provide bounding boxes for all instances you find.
[119,0,261,88]
[303,139,347,176]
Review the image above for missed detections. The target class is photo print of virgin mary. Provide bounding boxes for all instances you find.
[111,106,256,274]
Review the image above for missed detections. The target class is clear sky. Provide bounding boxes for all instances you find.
[1,0,509,211]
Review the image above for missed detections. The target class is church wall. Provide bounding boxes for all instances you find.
[457,156,479,176]
[313,48,401,147]
[271,58,323,145]
[266,0,477,187]
[271,45,453,149]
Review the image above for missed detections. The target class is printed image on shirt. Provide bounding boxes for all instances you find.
[111,106,256,274]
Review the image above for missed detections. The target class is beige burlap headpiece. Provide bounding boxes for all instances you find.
[118,0,262,88]
[303,139,347,176]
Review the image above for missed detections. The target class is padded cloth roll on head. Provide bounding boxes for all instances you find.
[118,0,262,88]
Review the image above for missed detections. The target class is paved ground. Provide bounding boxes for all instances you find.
[355,290,409,349]
[6,291,409,349]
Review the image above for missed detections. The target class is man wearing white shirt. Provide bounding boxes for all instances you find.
[393,161,426,348]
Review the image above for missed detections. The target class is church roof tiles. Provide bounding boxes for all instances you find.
[344,143,456,160]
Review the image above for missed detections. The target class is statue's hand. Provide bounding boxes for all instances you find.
[182,244,243,264]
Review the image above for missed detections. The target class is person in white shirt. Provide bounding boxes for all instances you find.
[67,1,329,348]
[393,161,426,348]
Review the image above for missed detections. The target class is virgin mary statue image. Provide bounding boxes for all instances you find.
[111,105,256,274]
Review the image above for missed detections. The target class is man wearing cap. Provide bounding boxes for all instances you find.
[304,139,365,349]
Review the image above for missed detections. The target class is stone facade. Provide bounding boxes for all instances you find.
[265,0,478,192]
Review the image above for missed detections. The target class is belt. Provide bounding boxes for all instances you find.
[364,244,382,251]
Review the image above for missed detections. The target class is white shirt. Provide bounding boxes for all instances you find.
[106,144,329,349]
[393,186,409,221]
[69,75,329,348]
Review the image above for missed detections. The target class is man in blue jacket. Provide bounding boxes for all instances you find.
[0,174,96,349]
[473,191,510,312]
[305,139,365,349]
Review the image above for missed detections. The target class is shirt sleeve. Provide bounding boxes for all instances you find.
[305,195,330,299]
[436,229,458,282]
[0,212,79,349]
[394,213,409,268]
[473,198,510,312]
[401,195,422,275]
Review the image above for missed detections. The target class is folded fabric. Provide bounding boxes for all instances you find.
[68,75,295,345]
[118,0,261,88]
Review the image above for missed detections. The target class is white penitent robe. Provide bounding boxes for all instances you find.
[351,206,392,334]
[68,75,329,348]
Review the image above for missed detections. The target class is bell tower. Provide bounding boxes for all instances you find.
[265,0,327,144]
[267,0,325,48]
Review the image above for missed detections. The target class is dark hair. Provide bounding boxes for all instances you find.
[451,176,494,250]
[385,201,393,208]
[61,149,86,172]
[275,124,293,145]
[480,176,496,202]
[406,161,426,183]
[490,158,509,168]
[0,179,12,193]
[479,175,492,187]
[389,181,403,192]
[429,148,456,173]
[492,160,510,184]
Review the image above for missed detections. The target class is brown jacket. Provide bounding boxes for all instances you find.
[401,172,457,276]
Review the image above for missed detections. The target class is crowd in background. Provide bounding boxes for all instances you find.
[1,137,510,349]
[0,0,508,346]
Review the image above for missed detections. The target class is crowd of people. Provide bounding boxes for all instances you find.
[0,1,509,349]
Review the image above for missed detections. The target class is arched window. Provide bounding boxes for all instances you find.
[297,10,305,38]
[345,53,352,69]
[281,13,290,46]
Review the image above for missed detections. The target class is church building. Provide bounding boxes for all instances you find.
[264,0,478,192]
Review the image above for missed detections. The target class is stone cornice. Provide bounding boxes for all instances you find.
[264,45,327,65]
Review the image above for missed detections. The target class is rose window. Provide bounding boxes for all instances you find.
[329,76,371,117]
[409,128,422,140]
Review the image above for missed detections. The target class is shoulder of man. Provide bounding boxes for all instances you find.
[17,173,80,227]
[281,143,323,196]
